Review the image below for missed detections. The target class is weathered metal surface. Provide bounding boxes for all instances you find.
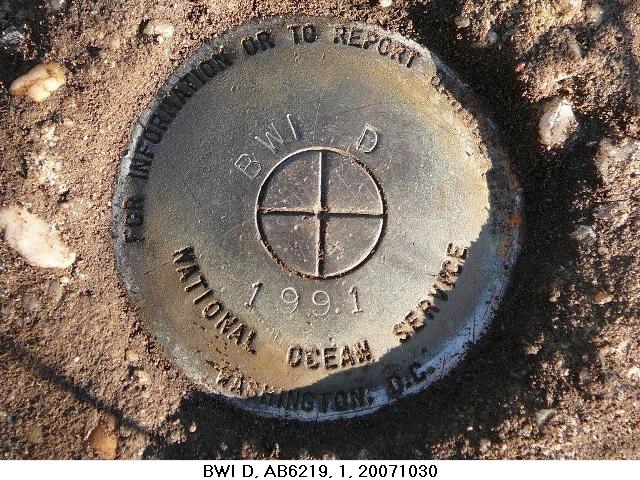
[112,16,522,420]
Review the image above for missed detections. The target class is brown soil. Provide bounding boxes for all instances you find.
[1,0,639,459]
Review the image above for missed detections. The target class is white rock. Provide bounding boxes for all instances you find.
[535,409,557,427]
[594,137,640,181]
[0,206,75,268]
[125,350,140,363]
[143,20,174,42]
[49,0,67,11]
[108,36,122,51]
[486,29,499,45]
[133,369,150,385]
[554,0,583,18]
[32,151,62,187]
[594,203,629,229]
[0,26,26,47]
[454,15,471,29]
[626,366,640,380]
[578,367,590,383]
[378,0,393,7]
[586,4,604,27]
[539,98,578,149]
[570,225,596,245]
[9,62,66,102]
[479,438,491,453]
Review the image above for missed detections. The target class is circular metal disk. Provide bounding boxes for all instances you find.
[113,16,522,420]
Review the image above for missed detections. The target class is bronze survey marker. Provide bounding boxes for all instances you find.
[113,16,522,420]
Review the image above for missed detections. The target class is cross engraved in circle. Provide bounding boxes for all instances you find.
[256,147,386,279]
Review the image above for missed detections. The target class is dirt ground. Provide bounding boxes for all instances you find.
[1,0,639,459]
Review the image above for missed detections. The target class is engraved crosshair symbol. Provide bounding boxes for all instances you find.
[256,147,386,279]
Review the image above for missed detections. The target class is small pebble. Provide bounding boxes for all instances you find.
[570,225,596,245]
[47,279,64,303]
[88,415,118,459]
[523,340,542,355]
[486,29,499,44]
[0,206,76,269]
[594,137,640,182]
[563,30,583,60]
[108,36,122,51]
[143,19,175,42]
[125,350,140,363]
[597,246,608,256]
[454,15,471,29]
[479,438,491,453]
[548,285,561,303]
[539,97,577,149]
[578,367,590,383]
[133,369,150,385]
[9,62,66,102]
[0,26,26,47]
[593,139,614,179]
[626,366,640,380]
[49,0,67,11]
[594,203,628,229]
[22,293,40,312]
[593,290,613,305]
[586,4,604,27]
[378,0,393,7]
[594,203,614,221]
[189,421,197,433]
[535,408,557,427]
[553,0,582,18]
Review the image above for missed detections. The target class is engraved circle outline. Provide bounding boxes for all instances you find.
[111,15,524,422]
[255,146,387,279]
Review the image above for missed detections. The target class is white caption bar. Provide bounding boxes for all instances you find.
[0,459,636,480]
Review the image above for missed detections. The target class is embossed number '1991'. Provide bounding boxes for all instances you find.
[246,285,364,317]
